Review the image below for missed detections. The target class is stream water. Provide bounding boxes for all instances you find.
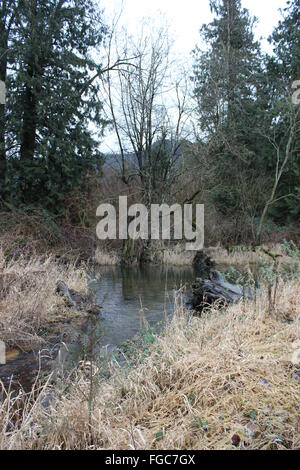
[0,265,197,390]
[89,265,196,351]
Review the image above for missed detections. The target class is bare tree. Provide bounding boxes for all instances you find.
[257,98,300,242]
[103,22,190,208]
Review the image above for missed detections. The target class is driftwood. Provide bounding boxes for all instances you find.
[191,271,251,312]
[56,280,102,316]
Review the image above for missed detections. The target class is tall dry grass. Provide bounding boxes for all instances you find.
[94,248,120,266]
[0,277,299,450]
[205,244,295,266]
[158,242,296,267]
[160,245,194,266]
[0,247,87,351]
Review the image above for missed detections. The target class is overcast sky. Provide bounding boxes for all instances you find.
[99,0,288,151]
[101,0,287,55]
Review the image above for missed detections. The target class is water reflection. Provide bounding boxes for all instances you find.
[0,265,196,390]
[89,265,196,352]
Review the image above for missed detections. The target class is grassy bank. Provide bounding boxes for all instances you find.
[0,248,88,351]
[205,244,299,267]
[93,242,300,268]
[1,276,299,450]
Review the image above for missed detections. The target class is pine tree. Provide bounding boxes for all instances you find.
[272,0,300,83]
[262,0,300,223]
[3,0,108,211]
[192,0,265,235]
[0,0,18,199]
[193,0,262,147]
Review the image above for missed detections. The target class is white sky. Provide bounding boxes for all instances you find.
[99,0,288,151]
[101,0,287,55]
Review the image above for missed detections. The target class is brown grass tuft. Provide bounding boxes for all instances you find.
[0,249,87,351]
[94,248,120,266]
[160,245,195,266]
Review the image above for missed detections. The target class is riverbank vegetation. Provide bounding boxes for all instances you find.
[0,248,88,351]
[1,276,299,450]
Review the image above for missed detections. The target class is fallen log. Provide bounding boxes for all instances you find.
[191,271,251,312]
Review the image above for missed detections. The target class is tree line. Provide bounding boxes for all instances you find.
[192,0,300,243]
[0,0,299,244]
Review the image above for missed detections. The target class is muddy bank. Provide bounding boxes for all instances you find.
[0,252,101,391]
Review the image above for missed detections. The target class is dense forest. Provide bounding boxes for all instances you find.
[0,0,299,251]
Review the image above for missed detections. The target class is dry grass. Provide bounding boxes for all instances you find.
[0,247,87,351]
[157,242,297,267]
[205,244,296,266]
[160,245,195,266]
[94,248,120,266]
[1,276,299,450]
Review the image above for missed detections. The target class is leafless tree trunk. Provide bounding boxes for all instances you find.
[103,23,190,204]
[102,21,191,259]
[257,101,300,242]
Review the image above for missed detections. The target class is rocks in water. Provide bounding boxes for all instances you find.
[56,280,102,316]
[191,270,251,312]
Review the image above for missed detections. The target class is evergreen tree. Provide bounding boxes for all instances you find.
[0,0,18,199]
[2,0,108,212]
[193,0,262,147]
[263,0,300,223]
[272,0,300,83]
[192,0,265,237]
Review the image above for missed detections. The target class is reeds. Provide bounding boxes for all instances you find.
[160,245,195,266]
[0,248,87,350]
[94,248,120,266]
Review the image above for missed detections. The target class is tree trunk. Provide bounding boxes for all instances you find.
[20,77,37,162]
[0,29,7,196]
[20,0,39,163]
[19,1,41,201]
[226,0,234,122]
